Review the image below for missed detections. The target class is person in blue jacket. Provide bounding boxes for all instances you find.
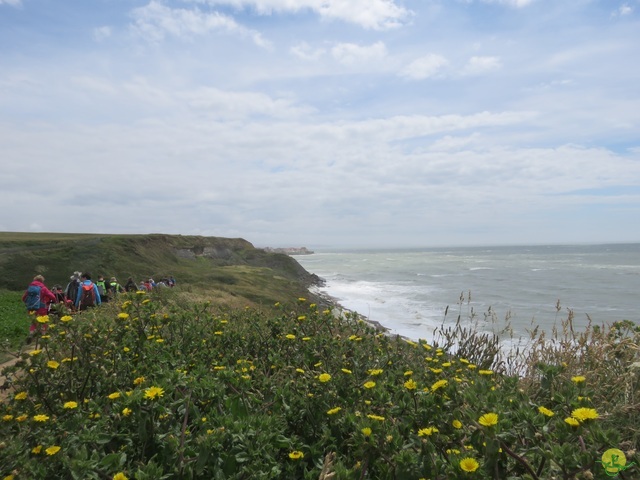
[75,272,102,311]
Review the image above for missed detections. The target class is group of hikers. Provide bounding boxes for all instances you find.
[22,272,176,337]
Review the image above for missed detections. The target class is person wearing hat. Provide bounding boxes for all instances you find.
[64,271,82,310]
[109,277,124,299]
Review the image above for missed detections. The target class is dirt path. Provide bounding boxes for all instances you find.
[0,347,32,402]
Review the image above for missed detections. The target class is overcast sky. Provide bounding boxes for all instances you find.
[1,0,639,249]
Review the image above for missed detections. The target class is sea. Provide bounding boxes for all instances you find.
[296,243,640,344]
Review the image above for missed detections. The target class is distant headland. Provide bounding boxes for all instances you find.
[262,246,314,255]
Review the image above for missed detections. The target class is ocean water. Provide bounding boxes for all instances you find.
[296,244,640,342]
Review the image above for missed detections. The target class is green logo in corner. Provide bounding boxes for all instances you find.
[598,448,635,477]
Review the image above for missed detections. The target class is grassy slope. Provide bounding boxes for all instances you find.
[0,232,322,354]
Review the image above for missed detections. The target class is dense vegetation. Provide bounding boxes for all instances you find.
[1,289,638,479]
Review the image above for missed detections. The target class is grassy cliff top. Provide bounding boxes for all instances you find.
[0,232,321,309]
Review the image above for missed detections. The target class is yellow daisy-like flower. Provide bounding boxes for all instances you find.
[538,406,554,417]
[431,379,448,392]
[16,414,28,422]
[33,414,49,422]
[297,315,306,321]
[452,419,463,429]
[285,334,296,340]
[113,473,129,480]
[341,368,352,374]
[144,386,165,400]
[361,427,372,437]
[318,373,332,383]
[478,412,499,427]
[14,391,28,400]
[47,360,60,369]
[479,369,493,375]
[368,369,384,376]
[296,368,305,374]
[404,370,413,376]
[363,381,376,389]
[36,315,49,324]
[45,445,61,455]
[367,414,385,422]
[571,407,598,421]
[571,375,586,384]
[136,290,146,295]
[302,337,311,341]
[404,379,418,390]
[122,408,132,417]
[289,450,304,460]
[60,315,73,322]
[327,407,342,415]
[2,415,13,422]
[117,312,130,320]
[63,401,78,409]
[459,457,480,472]
[108,392,121,400]
[29,349,43,356]
[133,376,145,385]
[32,445,43,454]
[564,417,580,427]
[417,427,439,436]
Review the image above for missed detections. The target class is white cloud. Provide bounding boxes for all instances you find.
[0,0,21,6]
[196,0,412,30]
[93,26,112,42]
[131,1,270,48]
[290,42,326,61]
[613,4,633,16]
[462,56,502,75]
[477,0,535,7]
[331,41,387,66]
[399,54,449,80]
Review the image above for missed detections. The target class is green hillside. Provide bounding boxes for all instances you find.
[0,232,321,308]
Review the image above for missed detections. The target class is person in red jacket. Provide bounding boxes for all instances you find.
[22,274,56,337]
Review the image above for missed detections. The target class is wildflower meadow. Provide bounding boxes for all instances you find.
[1,290,638,479]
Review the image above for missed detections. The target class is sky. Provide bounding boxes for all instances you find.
[1,0,639,249]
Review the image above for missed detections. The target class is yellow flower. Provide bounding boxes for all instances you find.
[564,417,580,427]
[14,391,28,400]
[2,415,13,421]
[63,401,78,409]
[404,379,418,390]
[341,368,352,374]
[108,392,121,400]
[60,315,73,322]
[33,414,49,422]
[144,386,165,400]
[297,297,306,303]
[123,347,130,352]
[45,445,61,455]
[571,407,598,421]
[122,408,132,417]
[452,419,463,429]
[367,414,385,421]
[417,427,439,436]
[361,427,372,437]
[327,407,342,415]
[117,312,130,320]
[32,444,43,454]
[297,315,306,321]
[133,376,145,385]
[16,414,28,422]
[431,379,448,392]
[479,369,493,375]
[36,315,49,324]
[29,349,42,356]
[285,334,296,340]
[318,373,332,383]
[47,360,60,369]
[296,368,305,374]
[404,370,413,376]
[538,406,554,417]
[571,375,586,384]
[368,369,383,376]
[459,457,480,472]
[363,381,376,389]
[289,450,304,460]
[113,473,129,480]
[478,412,499,427]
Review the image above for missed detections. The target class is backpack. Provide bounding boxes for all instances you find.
[79,284,96,309]
[96,281,106,296]
[25,285,42,311]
